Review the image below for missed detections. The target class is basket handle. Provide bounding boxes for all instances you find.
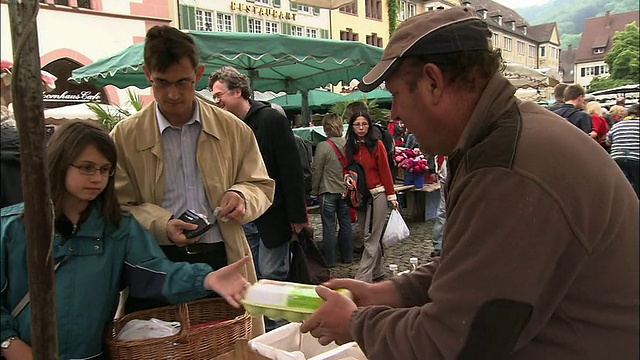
[176,302,191,344]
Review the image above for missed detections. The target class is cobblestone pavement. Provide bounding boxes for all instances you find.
[308,208,437,279]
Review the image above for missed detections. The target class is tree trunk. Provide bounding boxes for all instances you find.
[7,1,58,358]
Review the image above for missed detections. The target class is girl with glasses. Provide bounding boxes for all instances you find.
[0,120,250,359]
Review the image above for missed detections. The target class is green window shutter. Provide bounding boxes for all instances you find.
[290,2,298,10]
[320,29,329,39]
[273,0,281,7]
[282,22,292,35]
[180,5,196,30]
[246,0,255,2]
[313,7,320,15]
[236,14,248,32]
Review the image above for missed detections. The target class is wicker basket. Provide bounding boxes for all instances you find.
[107,297,252,360]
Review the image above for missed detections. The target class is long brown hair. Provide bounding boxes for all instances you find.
[47,120,121,225]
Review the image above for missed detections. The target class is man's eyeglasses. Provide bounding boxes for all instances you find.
[70,163,116,177]
[150,78,195,90]
[211,89,232,103]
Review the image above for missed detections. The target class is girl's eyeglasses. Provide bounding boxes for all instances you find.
[70,164,116,177]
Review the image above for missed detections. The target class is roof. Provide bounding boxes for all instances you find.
[527,23,557,43]
[575,10,640,63]
[559,45,578,83]
[462,0,554,43]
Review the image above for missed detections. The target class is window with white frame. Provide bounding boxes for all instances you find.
[540,46,546,57]
[217,13,233,32]
[528,44,536,57]
[298,5,312,13]
[407,2,416,18]
[306,28,318,38]
[255,0,270,4]
[292,25,304,37]
[517,41,525,54]
[248,18,263,33]
[593,47,605,54]
[398,1,406,20]
[195,9,213,31]
[492,33,499,48]
[503,37,512,51]
[265,21,279,34]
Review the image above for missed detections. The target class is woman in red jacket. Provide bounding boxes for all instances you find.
[586,101,610,151]
[345,111,398,282]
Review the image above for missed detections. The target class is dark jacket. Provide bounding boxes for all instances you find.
[0,119,22,208]
[244,100,307,248]
[552,104,593,134]
[545,101,564,112]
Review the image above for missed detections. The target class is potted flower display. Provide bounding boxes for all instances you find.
[394,147,429,189]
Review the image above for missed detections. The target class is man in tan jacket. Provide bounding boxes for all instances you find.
[110,26,274,336]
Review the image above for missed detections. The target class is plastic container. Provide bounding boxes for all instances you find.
[248,323,367,360]
[241,280,352,322]
[410,257,419,272]
[389,264,398,277]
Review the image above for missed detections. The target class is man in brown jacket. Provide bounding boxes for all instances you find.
[301,8,639,359]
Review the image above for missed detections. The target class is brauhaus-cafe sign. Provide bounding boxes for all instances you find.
[43,90,101,103]
[230,1,297,21]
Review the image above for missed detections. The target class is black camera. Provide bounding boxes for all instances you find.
[177,209,213,239]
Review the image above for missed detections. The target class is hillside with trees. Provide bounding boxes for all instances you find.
[516,0,638,49]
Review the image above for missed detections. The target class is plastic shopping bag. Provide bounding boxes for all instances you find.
[115,318,181,341]
[381,209,410,248]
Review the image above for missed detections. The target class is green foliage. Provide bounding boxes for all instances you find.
[387,0,399,37]
[329,97,390,124]
[589,21,639,91]
[516,0,638,49]
[605,22,639,81]
[86,89,143,131]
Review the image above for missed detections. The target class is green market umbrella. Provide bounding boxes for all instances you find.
[324,88,392,106]
[293,124,349,145]
[69,32,385,92]
[70,31,382,122]
[270,89,344,111]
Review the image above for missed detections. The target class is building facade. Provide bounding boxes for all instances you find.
[573,10,639,90]
[421,0,559,72]
[330,0,390,48]
[177,0,330,39]
[0,0,173,107]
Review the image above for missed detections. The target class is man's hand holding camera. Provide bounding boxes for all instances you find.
[166,218,199,246]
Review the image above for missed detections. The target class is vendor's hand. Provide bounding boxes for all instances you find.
[291,223,306,234]
[219,191,246,223]
[2,338,33,360]
[204,256,251,308]
[323,278,402,307]
[300,286,357,346]
[166,218,199,247]
[427,173,438,184]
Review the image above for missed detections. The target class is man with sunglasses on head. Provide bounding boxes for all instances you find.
[109,26,275,336]
[208,66,307,331]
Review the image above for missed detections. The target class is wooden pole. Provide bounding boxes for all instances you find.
[7,1,58,358]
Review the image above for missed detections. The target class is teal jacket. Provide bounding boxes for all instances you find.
[0,203,213,359]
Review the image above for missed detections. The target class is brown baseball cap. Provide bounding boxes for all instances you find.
[359,7,492,92]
